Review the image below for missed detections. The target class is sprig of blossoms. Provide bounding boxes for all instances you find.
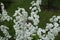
[0,25,11,40]
[28,0,41,26]
[13,0,42,40]
[0,3,12,22]
[13,7,38,40]
[37,16,60,40]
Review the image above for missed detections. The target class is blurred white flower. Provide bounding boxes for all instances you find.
[0,25,11,39]
[0,3,12,22]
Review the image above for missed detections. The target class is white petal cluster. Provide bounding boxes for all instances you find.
[30,0,41,12]
[0,3,12,22]
[13,0,42,40]
[46,23,53,30]
[13,7,38,40]
[28,0,41,26]
[37,16,60,40]
[0,36,9,40]
[50,16,60,22]
[0,25,11,40]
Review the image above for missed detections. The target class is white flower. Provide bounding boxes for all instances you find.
[57,27,60,32]
[46,23,53,30]
[50,28,58,36]
[31,7,37,12]
[47,32,55,39]
[0,25,11,38]
[53,22,59,27]
[37,28,42,38]
[57,16,60,19]
[29,7,32,9]
[28,16,34,20]
[0,3,12,22]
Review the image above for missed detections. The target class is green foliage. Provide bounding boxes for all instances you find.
[42,0,60,8]
[53,0,60,8]
[31,34,39,40]
[42,0,48,6]
[0,0,12,8]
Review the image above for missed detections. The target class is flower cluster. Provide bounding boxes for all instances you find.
[0,25,11,40]
[37,16,60,40]
[13,0,41,40]
[13,7,39,40]
[0,3,12,22]
[28,0,41,26]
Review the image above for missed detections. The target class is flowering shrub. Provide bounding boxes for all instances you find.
[0,0,60,40]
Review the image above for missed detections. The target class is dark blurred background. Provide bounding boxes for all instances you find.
[42,0,60,10]
[0,0,60,10]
